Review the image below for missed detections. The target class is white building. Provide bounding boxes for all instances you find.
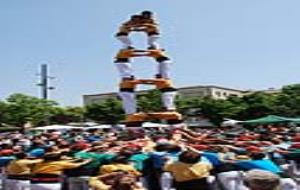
[83,85,246,105]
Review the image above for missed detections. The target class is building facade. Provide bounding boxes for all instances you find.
[177,85,245,100]
[83,85,246,105]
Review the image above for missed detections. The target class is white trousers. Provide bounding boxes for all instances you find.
[148,35,160,48]
[68,176,90,190]
[280,178,298,190]
[31,183,61,190]
[162,91,177,111]
[116,60,170,80]
[5,179,30,190]
[160,172,174,190]
[119,92,137,114]
[116,35,132,49]
[116,62,134,79]
[217,171,248,190]
[290,160,300,176]
[158,60,171,79]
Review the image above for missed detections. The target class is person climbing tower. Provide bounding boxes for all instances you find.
[115,10,160,50]
[114,11,182,126]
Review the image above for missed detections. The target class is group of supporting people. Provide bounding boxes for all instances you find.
[0,124,299,190]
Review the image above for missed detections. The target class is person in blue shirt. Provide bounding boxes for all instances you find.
[236,152,298,190]
[235,152,282,174]
[0,156,15,167]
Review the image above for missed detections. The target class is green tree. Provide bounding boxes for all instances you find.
[199,97,246,125]
[49,106,85,124]
[240,92,277,119]
[137,90,162,112]
[175,96,203,117]
[274,84,300,116]
[85,98,124,124]
[5,93,59,127]
[0,101,8,125]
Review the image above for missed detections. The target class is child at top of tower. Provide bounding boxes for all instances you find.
[115,11,161,50]
[140,11,158,26]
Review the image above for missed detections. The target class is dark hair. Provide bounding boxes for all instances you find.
[111,173,137,190]
[1,144,13,149]
[112,155,130,164]
[250,152,266,160]
[131,15,142,20]
[178,151,201,164]
[119,149,136,157]
[154,144,171,152]
[167,145,182,153]
[141,10,153,16]
[43,153,61,161]
[14,152,27,159]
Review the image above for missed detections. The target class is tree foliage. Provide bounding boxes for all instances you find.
[0,94,86,127]
[49,106,85,124]
[85,98,124,124]
[137,90,162,112]
[1,84,300,126]
[4,94,59,126]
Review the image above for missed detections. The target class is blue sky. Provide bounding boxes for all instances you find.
[1,0,300,106]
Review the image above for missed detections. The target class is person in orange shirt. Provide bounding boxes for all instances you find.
[115,49,172,81]
[118,79,139,115]
[115,11,161,50]
[115,15,142,50]
[114,50,136,81]
[145,49,172,79]
[139,10,160,49]
[139,78,177,111]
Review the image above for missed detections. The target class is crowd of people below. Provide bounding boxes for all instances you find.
[0,124,299,190]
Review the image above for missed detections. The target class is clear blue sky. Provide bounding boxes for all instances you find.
[1,0,300,106]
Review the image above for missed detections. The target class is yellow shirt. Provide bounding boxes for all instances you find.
[32,160,83,175]
[7,159,42,175]
[100,164,140,176]
[164,162,212,182]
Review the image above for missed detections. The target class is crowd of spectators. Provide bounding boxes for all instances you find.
[0,124,299,190]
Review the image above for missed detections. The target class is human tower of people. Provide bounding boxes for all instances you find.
[1,10,300,190]
[114,10,182,127]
